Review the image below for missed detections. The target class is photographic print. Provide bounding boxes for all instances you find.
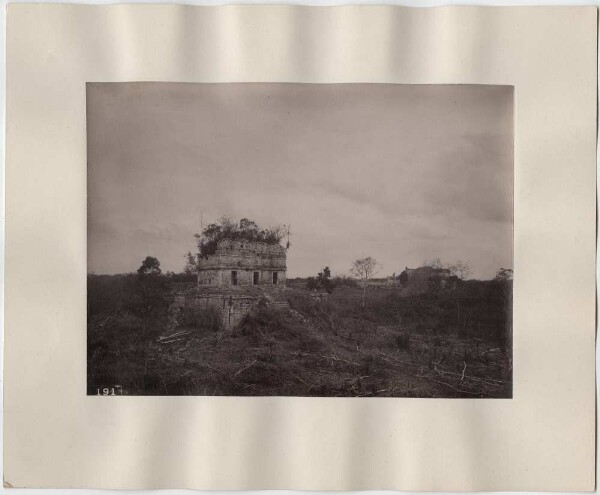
[87,83,513,397]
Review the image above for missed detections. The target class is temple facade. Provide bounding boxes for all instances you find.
[197,239,287,288]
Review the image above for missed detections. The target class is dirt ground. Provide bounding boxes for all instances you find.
[88,281,512,398]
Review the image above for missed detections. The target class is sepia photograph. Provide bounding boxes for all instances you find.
[87,83,513,398]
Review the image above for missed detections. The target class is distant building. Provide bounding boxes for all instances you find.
[399,265,454,294]
[197,239,287,288]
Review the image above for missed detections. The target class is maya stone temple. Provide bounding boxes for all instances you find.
[170,227,290,330]
[197,239,287,288]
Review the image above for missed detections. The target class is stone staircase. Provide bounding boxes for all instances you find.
[260,286,290,310]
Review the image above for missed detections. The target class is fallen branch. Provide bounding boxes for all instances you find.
[376,350,509,388]
[434,368,508,386]
[158,337,187,344]
[288,370,311,387]
[234,359,257,377]
[418,374,482,396]
[325,354,360,366]
[375,350,420,369]
[157,330,190,342]
[200,362,222,372]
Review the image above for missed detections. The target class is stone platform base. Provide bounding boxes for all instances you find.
[169,286,289,330]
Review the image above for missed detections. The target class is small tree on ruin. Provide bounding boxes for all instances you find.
[195,216,288,258]
[183,251,198,275]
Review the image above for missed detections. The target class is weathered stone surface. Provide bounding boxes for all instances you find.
[168,239,291,330]
[399,266,455,295]
[197,239,287,288]
[169,285,290,330]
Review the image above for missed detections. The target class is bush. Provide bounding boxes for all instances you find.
[179,305,223,333]
[169,272,197,283]
[237,307,283,337]
[331,276,358,288]
[394,333,411,350]
[88,273,172,318]
[306,277,318,291]
[88,274,128,317]
[306,267,337,293]
[287,292,319,315]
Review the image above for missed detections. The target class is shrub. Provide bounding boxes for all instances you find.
[360,355,375,375]
[197,217,286,257]
[237,307,283,337]
[331,276,358,288]
[170,272,197,284]
[88,274,128,317]
[179,305,223,333]
[306,277,318,291]
[287,292,319,316]
[394,333,411,350]
[306,267,337,293]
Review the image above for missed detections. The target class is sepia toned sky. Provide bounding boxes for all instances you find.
[87,83,513,279]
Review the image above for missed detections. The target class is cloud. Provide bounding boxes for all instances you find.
[87,83,513,279]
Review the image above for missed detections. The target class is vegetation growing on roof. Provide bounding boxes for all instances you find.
[195,217,288,258]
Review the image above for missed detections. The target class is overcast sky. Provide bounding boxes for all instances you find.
[87,83,513,279]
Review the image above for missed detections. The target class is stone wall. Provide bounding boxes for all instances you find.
[198,268,287,287]
[198,239,287,288]
[171,288,264,329]
[401,266,455,295]
[197,269,219,286]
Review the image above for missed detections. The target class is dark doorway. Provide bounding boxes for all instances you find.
[231,270,238,286]
[272,272,278,285]
[253,271,259,285]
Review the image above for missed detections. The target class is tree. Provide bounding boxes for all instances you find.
[239,218,260,240]
[494,268,513,282]
[494,268,513,354]
[447,260,472,280]
[316,267,333,293]
[425,258,472,280]
[425,258,444,270]
[307,266,336,293]
[350,257,380,307]
[135,257,165,313]
[351,257,380,281]
[183,251,198,275]
[195,217,287,257]
[137,256,161,276]
[425,258,472,327]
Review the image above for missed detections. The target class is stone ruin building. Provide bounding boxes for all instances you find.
[197,239,287,288]
[396,265,455,294]
[170,238,288,331]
